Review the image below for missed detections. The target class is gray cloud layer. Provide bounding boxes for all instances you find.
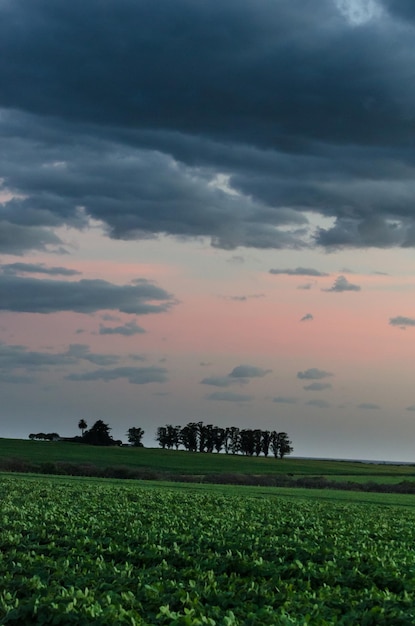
[0,275,175,314]
[1,1,415,252]
[0,342,120,379]
[67,366,168,385]
[0,262,81,276]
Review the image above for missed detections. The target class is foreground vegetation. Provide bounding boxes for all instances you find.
[1,474,415,624]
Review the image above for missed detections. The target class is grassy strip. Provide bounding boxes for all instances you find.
[2,456,415,495]
[2,438,415,477]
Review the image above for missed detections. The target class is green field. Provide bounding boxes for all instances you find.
[2,438,415,483]
[1,474,415,625]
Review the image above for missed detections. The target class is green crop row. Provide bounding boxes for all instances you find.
[1,475,415,624]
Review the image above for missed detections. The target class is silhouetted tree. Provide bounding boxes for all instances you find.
[271,431,293,459]
[83,420,114,446]
[240,429,255,456]
[127,427,145,447]
[78,419,87,437]
[228,427,241,455]
[253,429,262,457]
[261,430,272,457]
[156,426,168,449]
[180,422,198,452]
[29,432,60,441]
[213,427,226,453]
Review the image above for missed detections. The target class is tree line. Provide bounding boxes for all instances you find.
[156,422,293,458]
[28,419,294,458]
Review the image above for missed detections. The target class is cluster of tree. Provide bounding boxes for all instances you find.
[29,421,145,447]
[75,420,144,447]
[29,432,60,441]
[156,422,293,458]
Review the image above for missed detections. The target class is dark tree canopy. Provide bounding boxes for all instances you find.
[127,427,145,447]
[83,420,114,446]
[155,421,293,458]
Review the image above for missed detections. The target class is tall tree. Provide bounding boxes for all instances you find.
[78,419,87,437]
[156,426,168,449]
[83,420,114,446]
[127,427,145,447]
[270,431,293,459]
[261,430,272,457]
[180,422,198,452]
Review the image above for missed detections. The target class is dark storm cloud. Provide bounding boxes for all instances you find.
[0,221,64,255]
[270,268,329,277]
[0,1,414,250]
[207,391,253,402]
[323,276,361,292]
[0,275,175,314]
[0,262,81,276]
[67,366,168,384]
[297,368,333,380]
[389,316,415,327]
[99,321,146,336]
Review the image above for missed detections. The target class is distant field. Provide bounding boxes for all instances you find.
[1,438,415,483]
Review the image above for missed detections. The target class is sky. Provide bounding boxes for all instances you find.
[1,0,415,461]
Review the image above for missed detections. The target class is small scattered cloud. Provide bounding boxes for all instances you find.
[358,402,380,410]
[207,391,253,402]
[227,256,245,264]
[201,376,239,388]
[303,382,332,391]
[300,313,314,322]
[200,361,212,367]
[99,320,146,336]
[323,276,361,292]
[389,316,415,328]
[306,399,330,408]
[273,396,297,404]
[297,368,333,380]
[202,364,272,386]
[229,365,272,378]
[67,366,168,384]
[224,293,265,302]
[297,283,313,290]
[406,405,415,411]
[269,267,329,277]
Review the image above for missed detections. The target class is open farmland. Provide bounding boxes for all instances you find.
[2,439,415,486]
[1,475,415,624]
